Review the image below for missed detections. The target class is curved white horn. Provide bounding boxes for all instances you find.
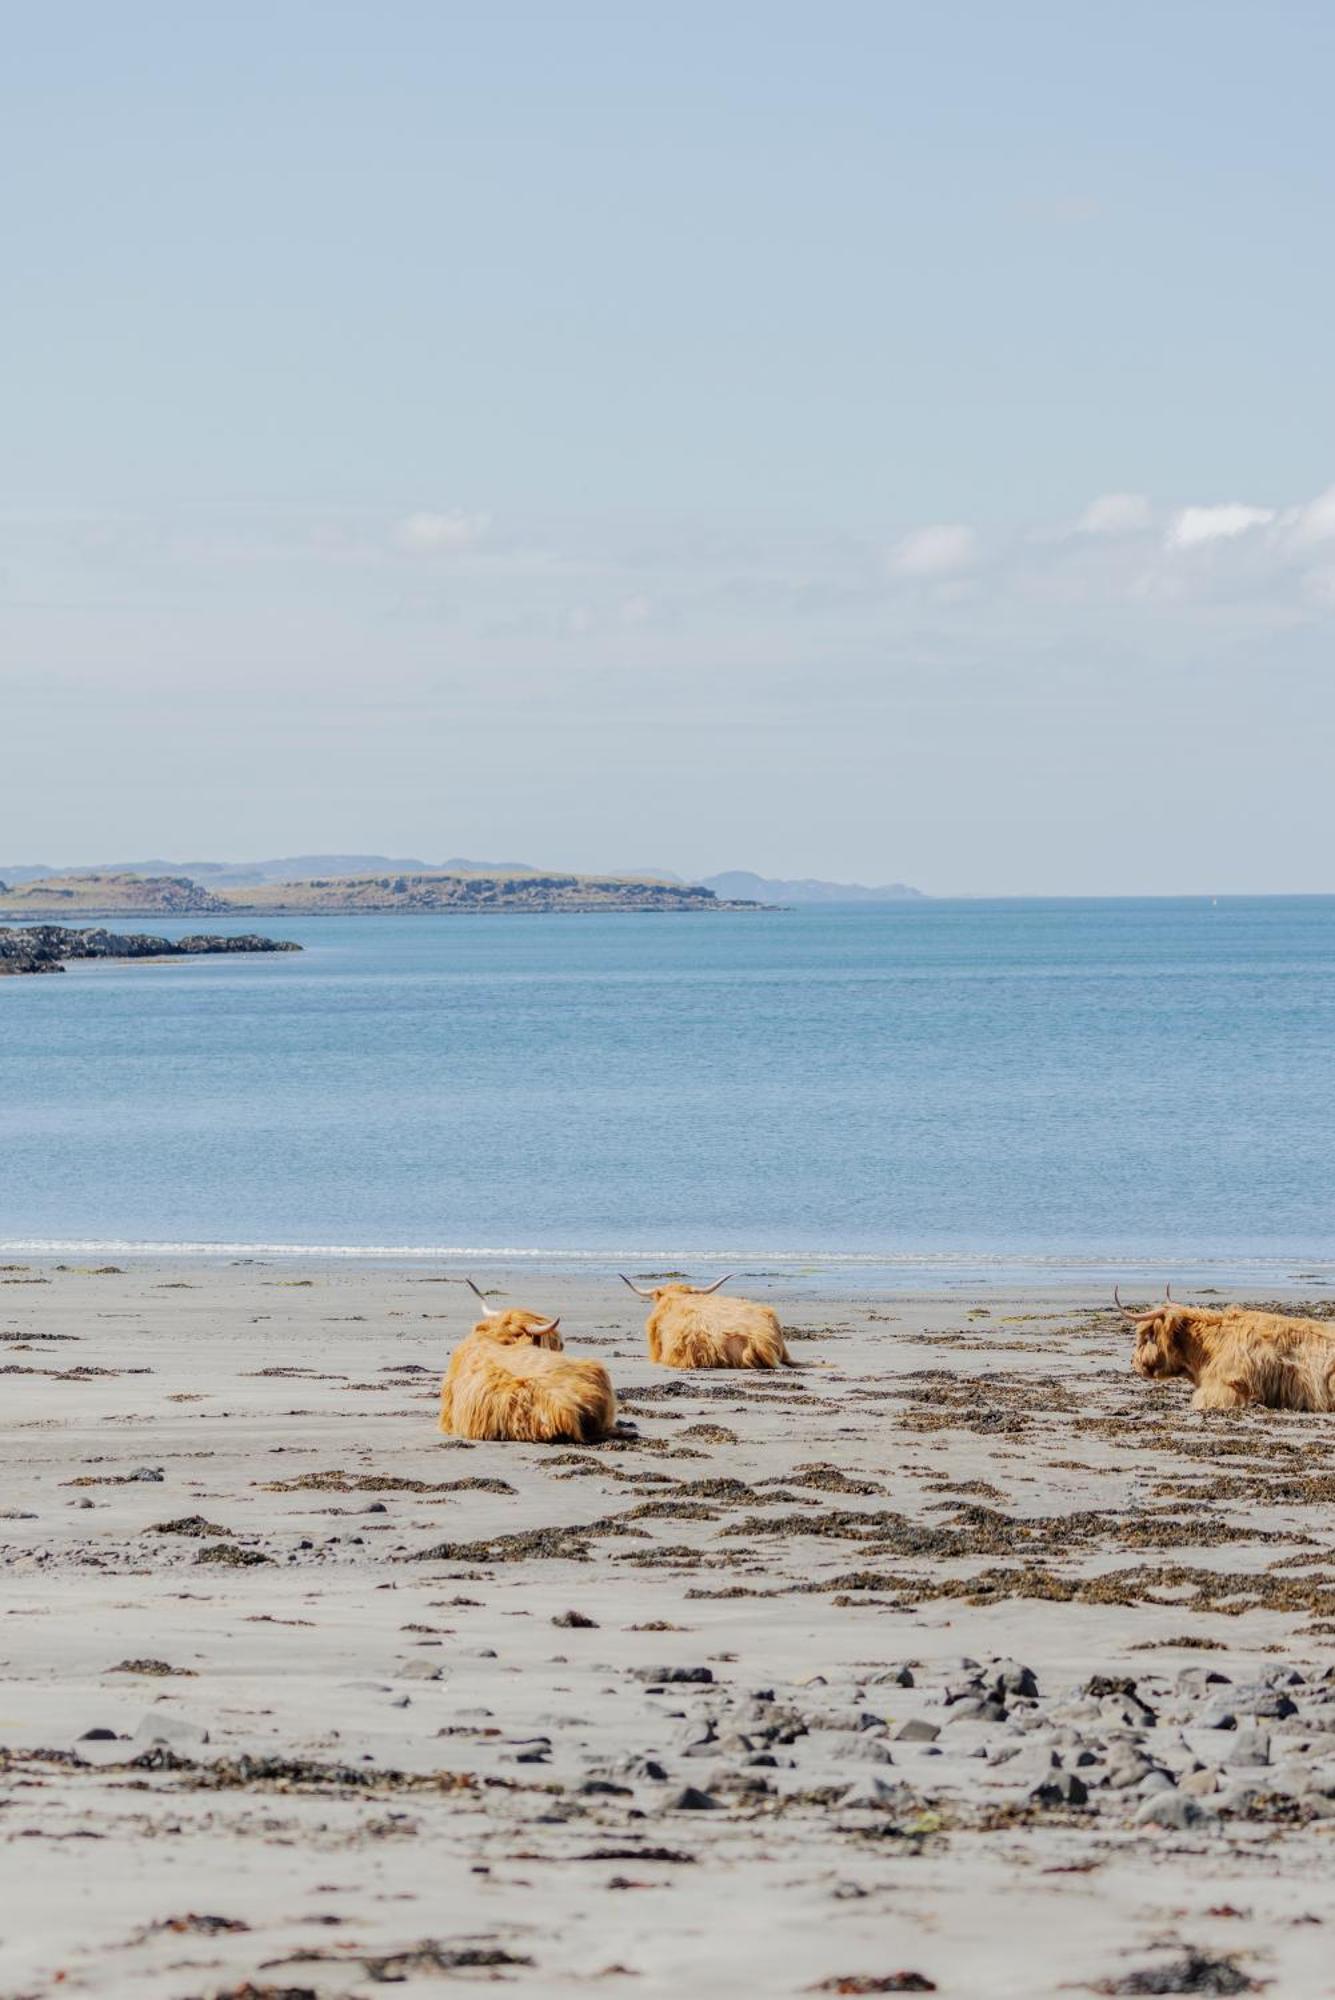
[1165,1284,1174,1302]
[1113,1285,1141,1320]
[619,1274,654,1299]
[696,1274,732,1295]
[526,1316,561,1337]
[466,1277,504,1316]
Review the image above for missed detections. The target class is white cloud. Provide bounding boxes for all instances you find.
[1077,492,1152,535]
[1167,503,1275,550]
[1287,486,1335,547]
[889,524,977,577]
[395,509,492,551]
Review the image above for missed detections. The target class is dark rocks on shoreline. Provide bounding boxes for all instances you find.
[0,925,302,977]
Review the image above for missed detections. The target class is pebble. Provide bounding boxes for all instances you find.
[667,1785,720,1810]
[894,1719,940,1744]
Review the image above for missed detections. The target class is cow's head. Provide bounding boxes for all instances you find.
[465,1279,562,1349]
[619,1274,732,1304]
[1116,1287,1193,1380]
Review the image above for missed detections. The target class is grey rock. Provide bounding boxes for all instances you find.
[992,1660,1039,1700]
[1135,1791,1210,1829]
[1103,1752,1154,1790]
[832,1735,895,1764]
[944,1698,1006,1725]
[667,1785,720,1810]
[1224,1728,1270,1768]
[894,1718,940,1743]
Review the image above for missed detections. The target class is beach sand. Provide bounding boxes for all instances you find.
[3,1262,1334,1998]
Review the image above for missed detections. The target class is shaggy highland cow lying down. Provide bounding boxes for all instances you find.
[1121,1290,1335,1411]
[620,1274,794,1369]
[439,1286,617,1443]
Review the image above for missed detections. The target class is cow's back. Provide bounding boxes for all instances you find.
[647,1292,789,1368]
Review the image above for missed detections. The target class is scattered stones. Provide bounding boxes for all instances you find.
[1032,1770,1088,1807]
[812,1978,936,1994]
[552,1609,599,1628]
[1094,1949,1259,1994]
[107,1659,195,1677]
[632,1666,715,1684]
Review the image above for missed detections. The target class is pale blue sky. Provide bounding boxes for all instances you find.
[4,2,1334,891]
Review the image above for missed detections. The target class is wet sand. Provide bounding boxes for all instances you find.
[3,1262,1335,1999]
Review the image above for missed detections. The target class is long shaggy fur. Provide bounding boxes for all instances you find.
[439,1310,617,1443]
[641,1285,793,1370]
[1130,1303,1335,1412]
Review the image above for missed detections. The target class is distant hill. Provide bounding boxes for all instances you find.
[0,854,543,889]
[0,873,229,914]
[697,870,924,904]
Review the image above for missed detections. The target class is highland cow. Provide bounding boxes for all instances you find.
[1119,1288,1335,1412]
[619,1274,793,1369]
[438,1282,616,1442]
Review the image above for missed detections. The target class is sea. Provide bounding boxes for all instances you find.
[4,898,1335,1290]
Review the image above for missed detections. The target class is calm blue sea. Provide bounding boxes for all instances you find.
[4,900,1335,1285]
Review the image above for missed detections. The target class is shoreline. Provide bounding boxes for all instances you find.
[5,1241,1335,1297]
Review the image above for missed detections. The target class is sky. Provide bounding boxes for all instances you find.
[3,0,1334,895]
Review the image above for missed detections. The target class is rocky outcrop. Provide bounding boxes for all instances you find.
[0,926,302,976]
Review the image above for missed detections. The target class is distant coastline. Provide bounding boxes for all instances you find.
[0,870,766,918]
[0,855,926,914]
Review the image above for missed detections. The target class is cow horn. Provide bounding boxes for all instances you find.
[1113,1285,1141,1320]
[465,1277,504,1315]
[619,1275,654,1299]
[696,1274,732,1295]
[527,1316,560,1337]
[1165,1284,1174,1302]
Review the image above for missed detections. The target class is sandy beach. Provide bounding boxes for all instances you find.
[4,1261,1335,1999]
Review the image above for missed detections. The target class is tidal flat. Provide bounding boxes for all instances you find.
[3,1263,1334,1999]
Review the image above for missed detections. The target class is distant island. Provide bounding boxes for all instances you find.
[0,870,761,918]
[0,925,301,976]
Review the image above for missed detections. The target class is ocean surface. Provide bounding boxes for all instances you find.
[4,899,1335,1286]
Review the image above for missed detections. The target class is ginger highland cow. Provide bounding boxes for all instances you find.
[619,1274,793,1369]
[1120,1288,1335,1412]
[439,1281,616,1443]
